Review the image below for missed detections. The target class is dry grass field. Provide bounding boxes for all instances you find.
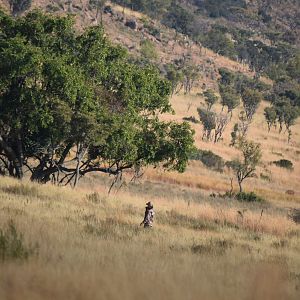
[0,176,300,300]
[1,1,300,299]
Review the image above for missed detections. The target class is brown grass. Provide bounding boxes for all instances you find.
[1,177,299,300]
[156,92,300,205]
[0,3,300,299]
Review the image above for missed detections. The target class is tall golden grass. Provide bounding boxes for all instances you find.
[0,177,299,300]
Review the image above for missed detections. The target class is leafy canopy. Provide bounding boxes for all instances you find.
[0,10,194,185]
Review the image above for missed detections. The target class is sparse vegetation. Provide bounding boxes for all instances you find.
[203,89,218,111]
[189,149,225,172]
[226,138,262,193]
[0,220,36,262]
[0,1,299,300]
[140,39,158,61]
[236,191,264,203]
[273,159,294,170]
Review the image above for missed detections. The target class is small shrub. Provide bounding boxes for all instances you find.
[272,151,283,157]
[182,116,200,124]
[273,159,293,170]
[189,149,225,172]
[0,220,36,262]
[9,0,32,15]
[143,22,161,38]
[236,192,264,203]
[140,40,158,61]
[286,190,295,195]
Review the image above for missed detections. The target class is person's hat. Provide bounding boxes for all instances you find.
[146,201,153,208]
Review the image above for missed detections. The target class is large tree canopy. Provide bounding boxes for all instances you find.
[0,10,194,186]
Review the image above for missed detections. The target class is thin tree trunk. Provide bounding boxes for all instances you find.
[73,144,87,188]
[238,180,243,193]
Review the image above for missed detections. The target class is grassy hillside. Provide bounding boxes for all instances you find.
[0,3,300,299]
[0,177,300,300]
[154,93,300,204]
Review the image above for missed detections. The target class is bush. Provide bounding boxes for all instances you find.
[189,149,225,172]
[140,39,158,61]
[9,0,32,15]
[182,116,200,124]
[142,20,161,38]
[273,159,293,170]
[162,4,194,35]
[236,192,264,203]
[0,220,36,262]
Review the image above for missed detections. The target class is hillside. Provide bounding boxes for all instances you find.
[0,1,300,202]
[0,2,300,300]
[0,0,258,87]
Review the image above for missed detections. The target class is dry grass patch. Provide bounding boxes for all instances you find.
[0,178,299,300]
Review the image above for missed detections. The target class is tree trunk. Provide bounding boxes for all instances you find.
[238,180,243,193]
[73,144,87,188]
[30,158,56,184]
[15,135,24,179]
[0,135,23,179]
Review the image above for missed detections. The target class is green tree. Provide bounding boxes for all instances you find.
[203,89,218,111]
[227,139,262,193]
[218,68,236,86]
[241,89,262,121]
[219,84,240,115]
[202,28,236,59]
[182,65,200,95]
[264,106,277,132]
[0,10,195,186]
[197,108,216,141]
[162,2,194,35]
[230,123,239,147]
[165,63,183,95]
[213,113,229,143]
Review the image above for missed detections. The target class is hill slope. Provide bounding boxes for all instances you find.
[0,0,299,204]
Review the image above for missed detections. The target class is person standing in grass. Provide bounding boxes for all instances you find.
[140,202,155,228]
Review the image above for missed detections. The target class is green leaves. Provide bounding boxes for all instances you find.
[219,84,240,113]
[0,10,194,184]
[227,138,262,192]
[241,89,262,121]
